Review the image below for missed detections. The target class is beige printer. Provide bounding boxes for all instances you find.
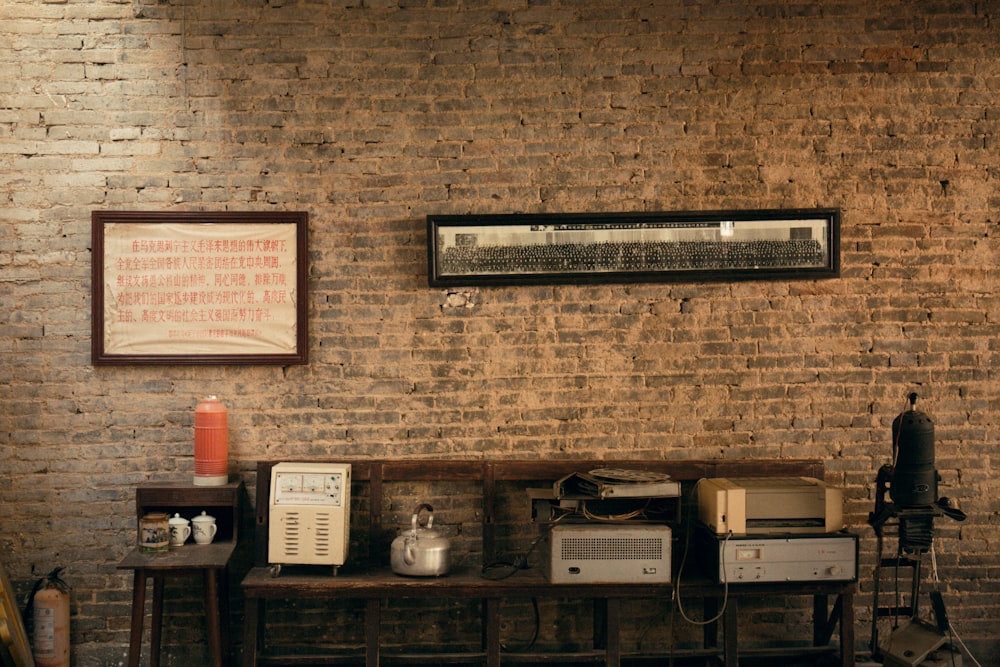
[697,477,843,535]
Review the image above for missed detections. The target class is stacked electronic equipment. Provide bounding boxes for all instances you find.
[695,476,858,584]
[532,468,680,584]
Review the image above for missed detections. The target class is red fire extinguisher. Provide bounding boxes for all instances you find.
[25,567,70,667]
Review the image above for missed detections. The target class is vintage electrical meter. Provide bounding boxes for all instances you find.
[268,462,351,574]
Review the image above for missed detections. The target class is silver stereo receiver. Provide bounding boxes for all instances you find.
[547,523,671,584]
[700,527,857,584]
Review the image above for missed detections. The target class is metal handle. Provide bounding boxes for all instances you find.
[410,503,435,531]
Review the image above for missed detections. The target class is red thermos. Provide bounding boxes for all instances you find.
[194,395,228,486]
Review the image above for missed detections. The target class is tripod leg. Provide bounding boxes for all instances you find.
[870,532,884,658]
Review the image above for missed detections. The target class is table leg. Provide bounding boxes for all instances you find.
[127,570,147,667]
[840,591,855,667]
[605,598,621,667]
[365,599,380,667]
[484,598,500,667]
[219,567,230,666]
[813,594,830,646]
[702,596,719,651]
[242,596,260,667]
[593,599,607,649]
[723,596,738,667]
[151,576,164,667]
[204,569,223,667]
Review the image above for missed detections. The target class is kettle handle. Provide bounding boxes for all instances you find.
[411,503,435,531]
[403,536,417,565]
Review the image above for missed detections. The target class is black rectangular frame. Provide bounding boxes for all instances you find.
[92,210,308,365]
[428,208,840,287]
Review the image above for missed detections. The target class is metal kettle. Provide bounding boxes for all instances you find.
[390,503,451,577]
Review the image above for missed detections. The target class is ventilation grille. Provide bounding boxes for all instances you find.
[560,537,663,561]
[312,513,331,557]
[281,511,332,557]
[281,511,302,556]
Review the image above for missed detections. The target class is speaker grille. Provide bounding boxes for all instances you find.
[560,537,663,561]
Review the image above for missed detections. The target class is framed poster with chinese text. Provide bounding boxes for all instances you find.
[92,211,308,365]
[428,208,840,286]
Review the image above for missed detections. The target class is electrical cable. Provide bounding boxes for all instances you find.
[949,626,983,667]
[480,523,550,652]
[497,597,540,653]
[482,509,571,580]
[481,527,550,581]
[581,499,650,522]
[928,556,983,667]
[673,479,730,626]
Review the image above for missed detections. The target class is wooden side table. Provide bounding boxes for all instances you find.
[118,480,243,667]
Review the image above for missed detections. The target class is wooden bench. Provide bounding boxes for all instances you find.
[241,458,854,667]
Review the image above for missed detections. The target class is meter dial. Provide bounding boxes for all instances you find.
[302,474,326,493]
[277,473,302,493]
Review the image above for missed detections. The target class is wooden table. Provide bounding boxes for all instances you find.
[119,480,244,667]
[241,564,854,667]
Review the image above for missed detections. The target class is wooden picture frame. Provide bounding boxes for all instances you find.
[428,209,840,287]
[92,211,308,365]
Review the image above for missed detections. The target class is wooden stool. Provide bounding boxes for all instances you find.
[118,481,243,667]
[119,546,233,667]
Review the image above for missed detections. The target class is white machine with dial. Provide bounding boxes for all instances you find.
[268,462,351,574]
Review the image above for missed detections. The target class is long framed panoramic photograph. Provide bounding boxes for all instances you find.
[92,210,308,365]
[427,209,840,287]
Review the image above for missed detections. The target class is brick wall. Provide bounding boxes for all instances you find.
[2,0,998,663]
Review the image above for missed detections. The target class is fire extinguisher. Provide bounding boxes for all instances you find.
[24,567,70,667]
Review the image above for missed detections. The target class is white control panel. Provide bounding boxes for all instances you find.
[273,468,347,506]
